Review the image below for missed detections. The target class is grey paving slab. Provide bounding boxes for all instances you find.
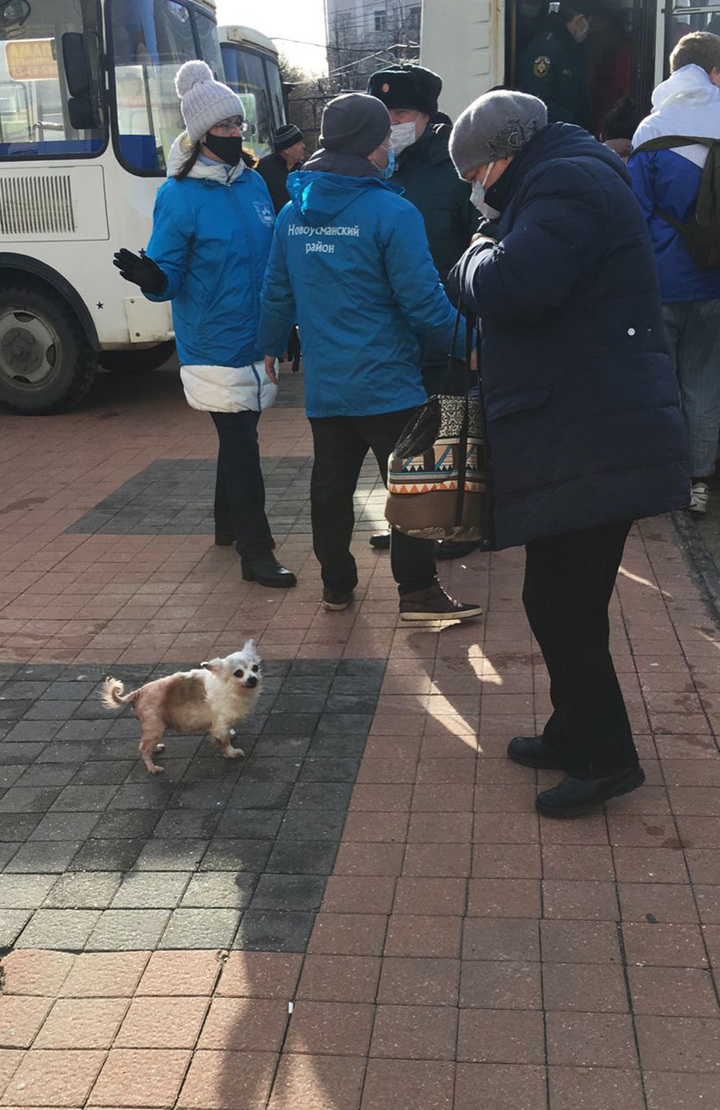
[159,907,242,949]
[0,874,58,908]
[111,871,192,909]
[43,872,123,909]
[0,658,384,952]
[0,909,32,947]
[15,909,101,949]
[86,908,171,950]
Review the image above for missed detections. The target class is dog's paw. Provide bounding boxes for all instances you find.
[223,746,245,760]
[147,763,165,774]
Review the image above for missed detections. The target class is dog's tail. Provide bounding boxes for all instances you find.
[101,677,138,709]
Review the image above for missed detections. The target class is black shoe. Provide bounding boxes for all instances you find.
[435,540,484,561]
[369,530,391,550]
[215,532,235,547]
[399,582,483,622]
[322,588,354,611]
[242,555,297,589]
[536,766,646,818]
[507,735,567,771]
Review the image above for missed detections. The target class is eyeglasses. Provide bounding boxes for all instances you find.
[212,117,247,135]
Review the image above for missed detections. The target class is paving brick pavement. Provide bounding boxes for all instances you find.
[0,365,717,1108]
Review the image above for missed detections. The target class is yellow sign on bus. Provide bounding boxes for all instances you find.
[6,39,58,82]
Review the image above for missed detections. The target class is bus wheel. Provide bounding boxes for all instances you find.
[0,282,97,415]
[100,340,175,373]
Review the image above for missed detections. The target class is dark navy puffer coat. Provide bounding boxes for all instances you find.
[448,123,690,550]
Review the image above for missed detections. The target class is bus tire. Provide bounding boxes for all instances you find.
[100,340,175,373]
[0,280,97,415]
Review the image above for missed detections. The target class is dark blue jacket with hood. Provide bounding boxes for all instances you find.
[258,157,457,418]
[449,123,690,550]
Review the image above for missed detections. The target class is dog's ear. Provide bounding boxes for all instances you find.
[243,638,260,660]
[201,659,222,674]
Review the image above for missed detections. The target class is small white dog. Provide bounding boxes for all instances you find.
[101,641,262,774]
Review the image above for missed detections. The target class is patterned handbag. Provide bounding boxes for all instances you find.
[385,309,494,547]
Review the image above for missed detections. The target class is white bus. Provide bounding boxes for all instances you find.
[219,25,286,162]
[421,0,720,131]
[0,3,285,415]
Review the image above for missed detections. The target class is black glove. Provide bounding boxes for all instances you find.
[286,326,302,373]
[113,249,167,295]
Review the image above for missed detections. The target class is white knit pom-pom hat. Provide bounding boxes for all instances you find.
[175,60,244,144]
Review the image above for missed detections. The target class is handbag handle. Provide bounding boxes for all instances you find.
[454,309,478,527]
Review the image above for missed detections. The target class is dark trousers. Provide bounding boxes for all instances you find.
[522,520,638,777]
[309,410,437,596]
[211,411,274,563]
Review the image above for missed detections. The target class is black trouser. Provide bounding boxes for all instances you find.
[309,410,437,596]
[522,520,638,777]
[211,411,274,563]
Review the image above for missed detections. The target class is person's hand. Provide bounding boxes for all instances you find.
[113,249,166,294]
[265,355,278,385]
[471,233,497,247]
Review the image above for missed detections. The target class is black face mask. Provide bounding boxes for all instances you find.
[203,132,243,166]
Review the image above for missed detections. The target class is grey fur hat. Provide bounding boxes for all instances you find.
[449,90,547,176]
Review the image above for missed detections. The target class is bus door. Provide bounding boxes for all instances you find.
[666,1,720,70]
[505,0,659,135]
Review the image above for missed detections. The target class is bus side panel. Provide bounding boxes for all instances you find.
[421,0,504,122]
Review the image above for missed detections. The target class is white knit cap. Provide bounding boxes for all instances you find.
[175,61,244,145]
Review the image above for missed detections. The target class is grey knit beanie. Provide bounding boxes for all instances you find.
[449,90,547,176]
[320,93,391,157]
[175,61,244,145]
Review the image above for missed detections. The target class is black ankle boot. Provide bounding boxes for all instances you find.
[507,736,566,770]
[536,766,646,818]
[241,555,296,589]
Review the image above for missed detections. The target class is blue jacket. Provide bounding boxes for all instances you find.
[258,162,457,418]
[145,150,275,368]
[449,124,689,550]
[628,65,720,304]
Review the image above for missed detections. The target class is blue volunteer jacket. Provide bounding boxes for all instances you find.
[144,153,275,368]
[449,124,689,550]
[628,65,720,304]
[258,167,457,418]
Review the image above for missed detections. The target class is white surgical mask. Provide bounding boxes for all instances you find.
[572,17,589,42]
[390,121,418,156]
[470,161,495,212]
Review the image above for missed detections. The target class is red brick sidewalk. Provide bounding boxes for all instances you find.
[0,368,717,1109]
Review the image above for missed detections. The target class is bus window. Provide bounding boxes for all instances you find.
[265,56,285,133]
[0,0,104,158]
[221,46,273,158]
[110,0,206,174]
[193,9,223,80]
[667,1,720,65]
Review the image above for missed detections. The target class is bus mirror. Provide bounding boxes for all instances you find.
[68,96,98,131]
[62,32,91,98]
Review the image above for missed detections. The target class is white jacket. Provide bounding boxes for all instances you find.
[181,362,277,413]
[633,64,720,169]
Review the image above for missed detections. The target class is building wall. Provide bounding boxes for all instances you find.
[325,0,422,91]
